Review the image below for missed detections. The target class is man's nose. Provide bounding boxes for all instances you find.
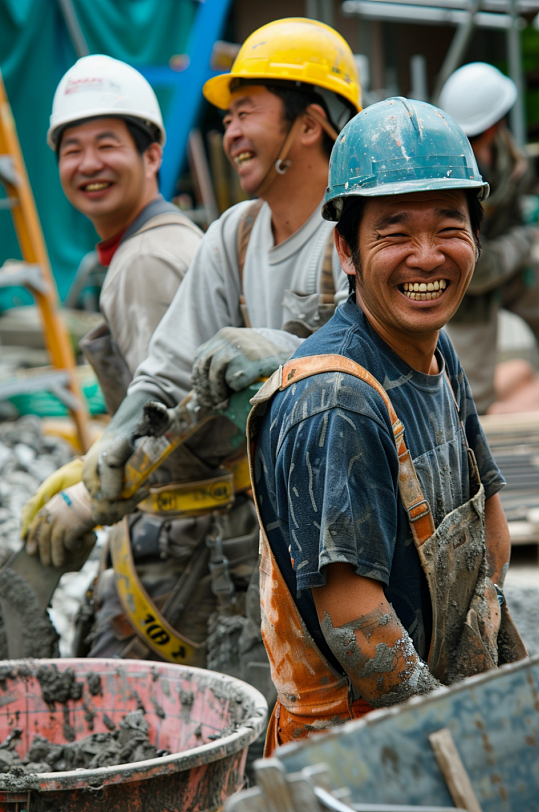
[406,239,445,271]
[78,148,104,174]
[223,118,243,148]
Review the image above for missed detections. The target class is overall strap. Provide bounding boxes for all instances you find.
[120,195,199,244]
[279,355,435,545]
[237,199,264,328]
[237,201,337,330]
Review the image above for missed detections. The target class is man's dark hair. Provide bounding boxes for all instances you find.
[229,77,347,158]
[55,115,159,157]
[336,189,485,296]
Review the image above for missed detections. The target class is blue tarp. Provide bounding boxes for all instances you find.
[0,0,197,306]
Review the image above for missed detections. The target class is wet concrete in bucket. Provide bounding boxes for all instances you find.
[0,665,169,784]
[0,709,166,775]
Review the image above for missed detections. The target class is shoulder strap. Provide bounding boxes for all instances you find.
[237,199,264,328]
[133,211,201,238]
[120,195,200,245]
[277,354,435,545]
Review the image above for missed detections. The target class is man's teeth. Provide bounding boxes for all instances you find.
[235,152,253,165]
[84,182,111,191]
[402,280,447,300]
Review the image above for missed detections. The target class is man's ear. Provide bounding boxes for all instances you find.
[334,228,356,277]
[144,142,163,179]
[300,103,328,147]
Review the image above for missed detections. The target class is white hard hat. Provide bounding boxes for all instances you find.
[439,62,517,138]
[48,54,165,149]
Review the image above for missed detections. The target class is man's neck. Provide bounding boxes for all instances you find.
[93,190,160,240]
[264,158,329,245]
[361,307,440,375]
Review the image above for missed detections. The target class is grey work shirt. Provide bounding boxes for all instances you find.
[100,219,202,375]
[129,199,347,406]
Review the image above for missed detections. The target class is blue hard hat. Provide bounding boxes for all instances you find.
[323,96,489,222]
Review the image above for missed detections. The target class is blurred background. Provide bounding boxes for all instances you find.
[1,0,539,308]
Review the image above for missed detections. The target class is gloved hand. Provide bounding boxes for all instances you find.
[20,458,83,540]
[25,481,97,567]
[191,327,292,408]
[25,480,149,567]
[83,390,166,502]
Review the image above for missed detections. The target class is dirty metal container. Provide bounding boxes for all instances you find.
[0,658,267,812]
[270,655,539,811]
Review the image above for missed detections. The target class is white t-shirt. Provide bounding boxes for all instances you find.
[129,199,347,405]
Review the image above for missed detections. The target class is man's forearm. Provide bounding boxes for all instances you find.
[320,605,441,707]
[484,492,511,587]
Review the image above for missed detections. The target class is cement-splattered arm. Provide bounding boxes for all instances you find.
[312,562,442,708]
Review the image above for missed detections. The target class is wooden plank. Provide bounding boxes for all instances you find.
[428,728,483,812]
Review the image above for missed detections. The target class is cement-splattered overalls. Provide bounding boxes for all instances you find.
[247,354,526,754]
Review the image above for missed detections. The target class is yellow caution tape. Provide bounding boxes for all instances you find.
[137,456,252,517]
[138,471,234,517]
[110,519,203,664]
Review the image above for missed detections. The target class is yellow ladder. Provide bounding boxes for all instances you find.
[0,69,91,452]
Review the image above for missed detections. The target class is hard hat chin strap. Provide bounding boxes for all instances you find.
[254,108,339,197]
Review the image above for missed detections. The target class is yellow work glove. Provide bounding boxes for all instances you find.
[25,481,97,568]
[20,457,83,540]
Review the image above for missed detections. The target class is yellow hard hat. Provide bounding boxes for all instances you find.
[203,18,361,119]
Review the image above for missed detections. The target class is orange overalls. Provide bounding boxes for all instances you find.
[247,354,526,755]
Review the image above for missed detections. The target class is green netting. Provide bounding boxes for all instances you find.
[0,0,197,308]
[8,372,106,417]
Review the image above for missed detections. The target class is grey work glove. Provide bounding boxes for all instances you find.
[83,390,168,505]
[191,327,293,408]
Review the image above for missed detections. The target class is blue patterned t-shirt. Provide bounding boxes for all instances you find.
[252,298,505,665]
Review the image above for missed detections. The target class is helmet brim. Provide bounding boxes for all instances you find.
[203,73,235,110]
[323,177,490,221]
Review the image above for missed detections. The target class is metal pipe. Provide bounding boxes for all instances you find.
[314,785,467,812]
[343,0,539,8]
[410,54,428,99]
[342,1,523,28]
[507,0,527,146]
[432,0,480,103]
[55,0,89,57]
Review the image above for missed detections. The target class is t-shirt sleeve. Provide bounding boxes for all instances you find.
[273,405,400,592]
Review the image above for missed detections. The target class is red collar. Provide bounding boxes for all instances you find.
[96,225,128,267]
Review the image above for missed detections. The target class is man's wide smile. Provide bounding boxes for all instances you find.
[399,279,448,301]
[232,150,255,167]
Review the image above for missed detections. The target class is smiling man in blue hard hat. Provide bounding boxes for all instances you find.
[247,97,527,754]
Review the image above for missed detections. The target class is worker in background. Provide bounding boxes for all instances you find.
[21,55,201,604]
[440,62,539,414]
[23,19,360,710]
[247,97,526,754]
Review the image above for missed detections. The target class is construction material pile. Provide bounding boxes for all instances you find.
[0,415,73,565]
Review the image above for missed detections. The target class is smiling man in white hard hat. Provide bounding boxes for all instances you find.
[21,55,202,569]
[440,62,539,414]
